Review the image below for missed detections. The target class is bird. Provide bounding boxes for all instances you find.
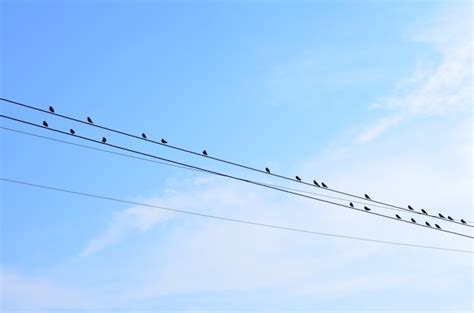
[161,139,168,144]
[70,129,75,135]
[425,221,431,227]
[87,117,93,124]
[364,206,371,211]
[321,182,328,188]
[448,216,454,221]
[202,150,208,156]
[349,202,354,208]
[411,218,416,223]
[438,213,445,218]
[265,167,271,174]
[396,214,401,219]
[435,224,441,229]
[461,219,467,224]
[101,137,107,144]
[364,194,371,200]
[408,205,414,210]
[421,209,428,215]
[313,180,320,187]
[295,176,301,182]
[48,106,55,113]
[141,133,147,139]
[42,121,48,127]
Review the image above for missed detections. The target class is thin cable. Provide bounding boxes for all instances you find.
[1,97,470,226]
[1,177,472,254]
[0,126,203,173]
[1,115,472,239]
[1,125,463,222]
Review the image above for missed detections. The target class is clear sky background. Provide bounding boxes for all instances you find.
[0,0,472,311]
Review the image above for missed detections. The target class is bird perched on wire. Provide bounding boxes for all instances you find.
[435,224,441,229]
[364,194,371,200]
[313,180,320,187]
[101,137,107,144]
[48,106,55,113]
[265,167,271,174]
[411,218,416,223]
[321,182,328,188]
[396,214,401,219]
[425,221,431,227]
[295,176,301,182]
[87,117,93,124]
[349,202,354,208]
[70,129,75,135]
[364,206,371,211]
[408,205,414,210]
[42,121,48,127]
[202,150,208,156]
[461,219,467,224]
[448,216,454,221]
[421,209,428,215]
[141,133,147,139]
[161,138,167,144]
[438,213,445,218]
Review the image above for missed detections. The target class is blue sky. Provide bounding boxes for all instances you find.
[1,0,472,311]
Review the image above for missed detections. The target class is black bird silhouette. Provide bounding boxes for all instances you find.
[49,106,55,113]
[202,150,208,156]
[411,218,416,223]
[141,133,147,139]
[313,180,320,187]
[349,202,354,208]
[421,209,428,215]
[461,219,466,224]
[161,139,168,144]
[42,121,48,127]
[321,182,328,188]
[295,176,302,182]
[408,205,414,210]
[448,216,454,221]
[435,224,441,229]
[70,129,75,135]
[364,194,371,200]
[425,221,431,227]
[265,167,271,174]
[438,213,445,218]
[87,117,93,124]
[364,206,371,211]
[396,214,401,219]
[101,137,107,144]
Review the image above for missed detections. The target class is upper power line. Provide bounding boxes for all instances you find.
[1,114,472,239]
[1,177,472,254]
[1,97,471,226]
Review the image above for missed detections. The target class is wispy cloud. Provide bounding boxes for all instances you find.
[81,204,173,256]
[357,6,472,143]
[0,269,88,309]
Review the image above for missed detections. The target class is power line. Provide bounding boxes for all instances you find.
[3,125,469,224]
[1,177,472,254]
[1,114,472,239]
[1,97,470,226]
[0,126,416,212]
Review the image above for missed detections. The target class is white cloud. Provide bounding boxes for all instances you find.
[357,6,472,143]
[356,113,402,143]
[0,269,88,310]
[81,203,173,256]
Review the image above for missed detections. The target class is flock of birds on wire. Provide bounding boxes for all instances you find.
[37,104,469,230]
